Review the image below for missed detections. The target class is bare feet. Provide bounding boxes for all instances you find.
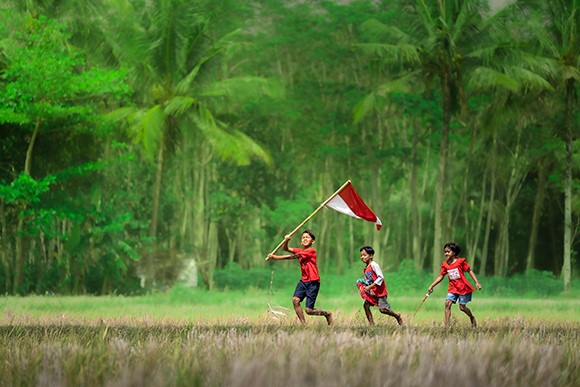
[470,316,477,328]
[325,312,333,326]
[395,313,404,326]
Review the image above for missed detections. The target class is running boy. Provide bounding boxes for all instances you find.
[359,246,403,326]
[267,230,333,325]
[428,242,482,327]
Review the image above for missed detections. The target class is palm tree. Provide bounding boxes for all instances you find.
[533,0,579,290]
[354,0,552,274]
[92,0,281,241]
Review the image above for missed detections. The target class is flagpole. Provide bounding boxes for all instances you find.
[266,179,351,259]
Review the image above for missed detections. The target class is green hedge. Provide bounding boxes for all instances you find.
[213,260,575,297]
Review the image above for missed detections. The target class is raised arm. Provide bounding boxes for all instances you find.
[266,235,294,261]
[281,235,292,253]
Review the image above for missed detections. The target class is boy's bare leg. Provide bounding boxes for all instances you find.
[292,297,306,324]
[363,301,375,326]
[380,308,403,325]
[305,308,333,325]
[459,304,477,327]
[444,300,453,325]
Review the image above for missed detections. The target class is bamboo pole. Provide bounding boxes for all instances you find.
[265,179,351,260]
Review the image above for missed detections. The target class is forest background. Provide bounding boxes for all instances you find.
[0,0,578,296]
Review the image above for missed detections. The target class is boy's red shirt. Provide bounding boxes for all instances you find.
[290,247,320,282]
[440,258,474,295]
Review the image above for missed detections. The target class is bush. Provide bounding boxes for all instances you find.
[483,270,562,297]
[210,261,571,297]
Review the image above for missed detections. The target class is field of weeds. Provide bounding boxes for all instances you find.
[1,294,579,387]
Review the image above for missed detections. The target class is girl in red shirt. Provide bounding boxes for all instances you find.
[267,230,333,325]
[428,242,482,327]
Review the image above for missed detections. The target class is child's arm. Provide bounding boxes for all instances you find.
[266,235,294,261]
[428,274,445,293]
[468,268,482,290]
[267,252,299,261]
[281,235,292,253]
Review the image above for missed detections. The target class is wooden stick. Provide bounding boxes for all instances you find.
[266,179,351,259]
[412,293,430,319]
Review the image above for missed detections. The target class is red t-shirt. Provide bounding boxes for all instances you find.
[440,258,474,295]
[290,247,320,282]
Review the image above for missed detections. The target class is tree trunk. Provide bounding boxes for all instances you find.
[410,121,422,268]
[480,132,497,276]
[432,78,451,275]
[526,159,548,273]
[149,137,165,239]
[562,78,574,291]
[494,130,527,276]
[0,199,11,293]
[14,122,39,293]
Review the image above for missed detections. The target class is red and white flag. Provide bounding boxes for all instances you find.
[325,181,382,231]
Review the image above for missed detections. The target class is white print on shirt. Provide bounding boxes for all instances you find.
[447,268,461,280]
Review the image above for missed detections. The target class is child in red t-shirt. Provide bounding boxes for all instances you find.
[428,242,482,327]
[359,246,403,326]
[267,230,333,325]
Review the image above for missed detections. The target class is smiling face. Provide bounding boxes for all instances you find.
[300,232,314,248]
[360,249,373,265]
[444,247,456,261]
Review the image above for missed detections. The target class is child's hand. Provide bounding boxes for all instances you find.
[476,282,482,290]
[428,287,434,294]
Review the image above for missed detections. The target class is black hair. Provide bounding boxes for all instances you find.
[302,229,315,241]
[444,242,461,255]
[360,245,375,255]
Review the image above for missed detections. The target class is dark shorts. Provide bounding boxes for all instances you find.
[377,296,391,310]
[293,280,320,309]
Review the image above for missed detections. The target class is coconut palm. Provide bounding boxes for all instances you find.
[90,0,281,241]
[532,0,579,290]
[354,0,553,274]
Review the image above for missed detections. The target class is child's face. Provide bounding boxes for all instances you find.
[360,250,373,264]
[444,247,456,260]
[300,232,314,248]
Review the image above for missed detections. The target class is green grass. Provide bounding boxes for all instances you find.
[2,287,579,322]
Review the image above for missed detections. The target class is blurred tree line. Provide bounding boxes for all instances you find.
[0,0,578,295]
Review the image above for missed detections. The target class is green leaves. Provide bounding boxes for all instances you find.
[0,16,129,128]
[0,173,55,206]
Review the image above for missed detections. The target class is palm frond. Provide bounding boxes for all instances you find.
[469,66,520,92]
[354,43,420,66]
[506,66,555,93]
[132,104,165,161]
[164,96,196,117]
[175,29,241,94]
[353,92,376,125]
[192,104,272,166]
[353,73,422,124]
[360,18,413,43]
[197,77,285,101]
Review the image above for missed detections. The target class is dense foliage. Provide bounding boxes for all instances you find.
[0,0,578,295]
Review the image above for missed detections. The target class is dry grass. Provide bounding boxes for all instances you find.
[0,311,578,387]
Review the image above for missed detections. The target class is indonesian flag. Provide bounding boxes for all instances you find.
[325,181,382,231]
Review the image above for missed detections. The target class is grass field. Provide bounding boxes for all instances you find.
[1,289,579,386]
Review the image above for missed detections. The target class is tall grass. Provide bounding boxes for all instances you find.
[0,314,578,387]
[1,289,578,386]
